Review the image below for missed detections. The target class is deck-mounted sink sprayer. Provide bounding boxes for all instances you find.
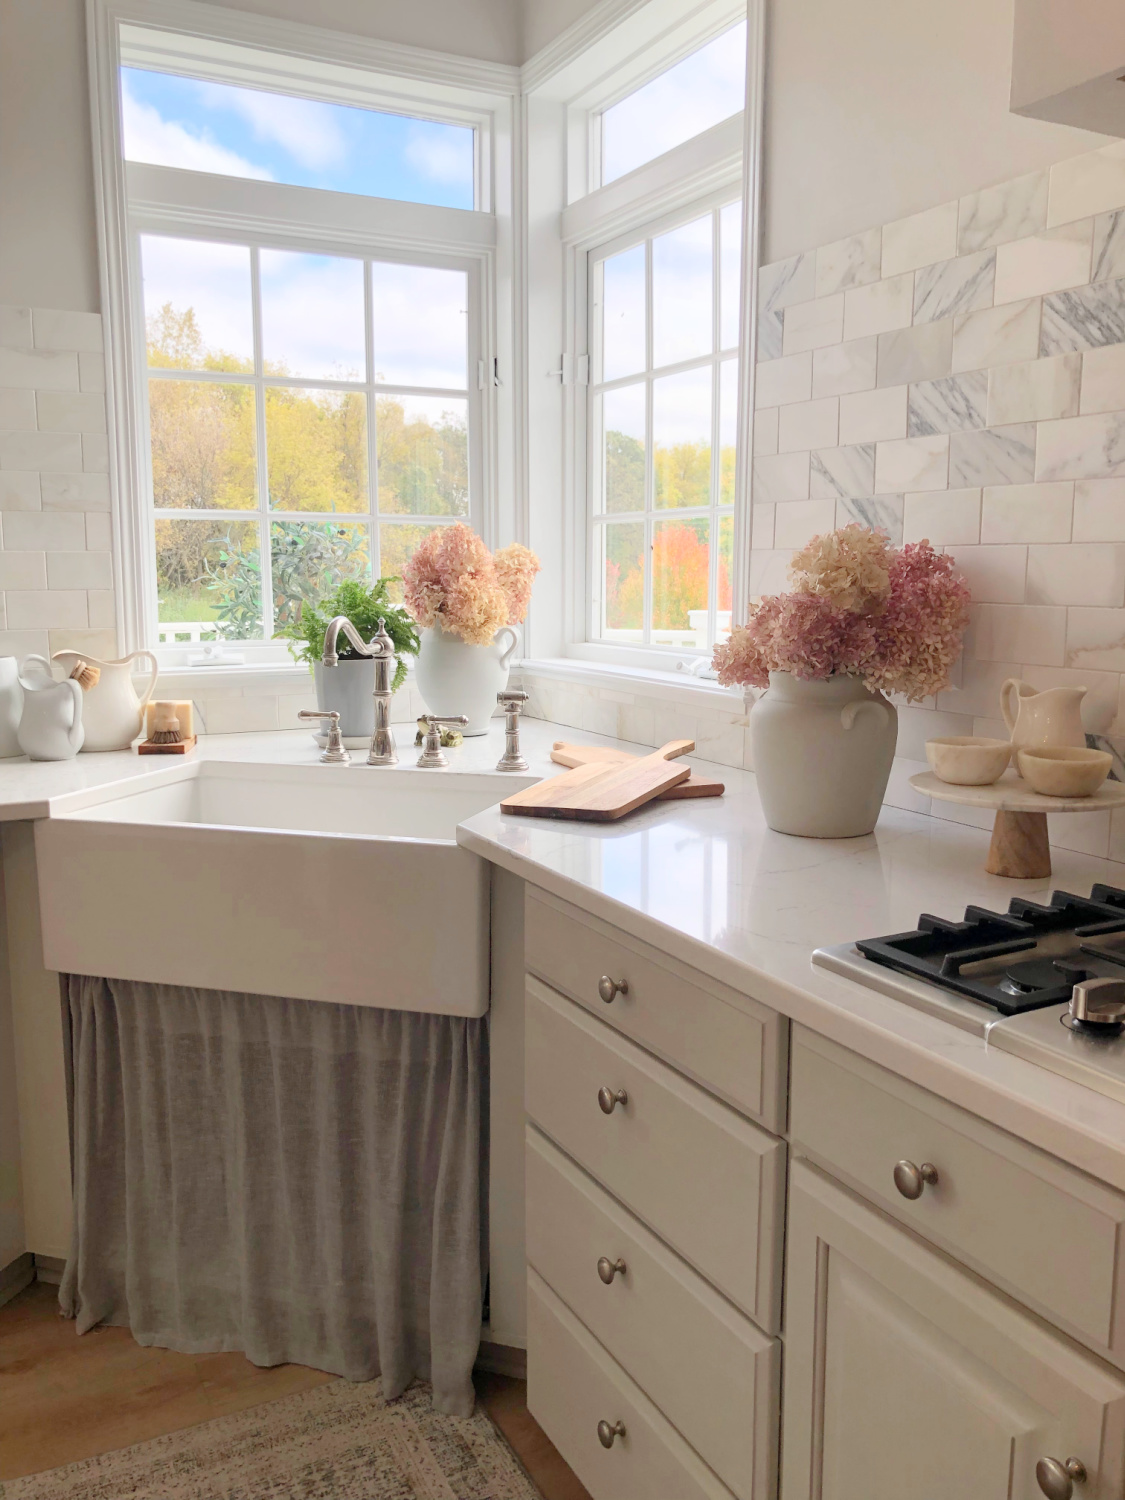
[299,617,530,772]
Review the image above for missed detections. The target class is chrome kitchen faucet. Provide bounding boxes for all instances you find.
[321,615,398,767]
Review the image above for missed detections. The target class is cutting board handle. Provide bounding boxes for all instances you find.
[653,739,695,759]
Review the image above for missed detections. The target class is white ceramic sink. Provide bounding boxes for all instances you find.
[34,760,538,1016]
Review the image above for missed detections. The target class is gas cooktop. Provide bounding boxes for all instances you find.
[813,883,1125,1108]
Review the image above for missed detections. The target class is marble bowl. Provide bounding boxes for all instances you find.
[925,736,1012,785]
[1016,745,1112,798]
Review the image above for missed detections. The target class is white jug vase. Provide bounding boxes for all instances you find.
[50,649,159,752]
[414,626,519,736]
[0,657,23,759]
[1000,678,1087,754]
[17,659,84,761]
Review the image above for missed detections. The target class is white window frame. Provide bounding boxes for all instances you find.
[88,0,519,672]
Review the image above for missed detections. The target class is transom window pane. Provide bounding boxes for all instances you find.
[591,201,740,652]
[601,22,747,185]
[121,68,475,211]
[142,232,473,644]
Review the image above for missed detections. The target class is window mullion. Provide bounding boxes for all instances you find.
[249,245,274,644]
[708,206,722,651]
[364,259,380,579]
[643,237,653,648]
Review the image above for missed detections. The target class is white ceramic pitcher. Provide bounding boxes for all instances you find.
[50,649,159,752]
[414,626,519,736]
[0,657,23,759]
[1000,678,1087,752]
[17,659,84,760]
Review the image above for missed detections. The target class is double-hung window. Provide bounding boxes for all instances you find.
[90,0,513,666]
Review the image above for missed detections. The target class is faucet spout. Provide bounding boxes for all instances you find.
[322,616,375,667]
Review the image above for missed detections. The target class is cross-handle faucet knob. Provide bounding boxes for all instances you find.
[1069,976,1125,1030]
[417,714,469,768]
[496,690,530,772]
[298,709,350,765]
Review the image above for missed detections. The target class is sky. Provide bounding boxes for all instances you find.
[121,67,475,211]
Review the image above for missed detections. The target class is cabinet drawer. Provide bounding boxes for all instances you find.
[790,1027,1125,1360]
[528,1270,739,1500]
[526,889,787,1132]
[526,1128,778,1500]
[526,977,785,1332]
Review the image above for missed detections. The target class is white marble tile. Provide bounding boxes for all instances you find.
[1066,606,1125,670]
[758,306,783,360]
[83,434,109,472]
[6,590,88,630]
[908,372,988,436]
[86,511,112,551]
[754,406,779,455]
[839,385,907,445]
[1048,142,1125,229]
[913,250,995,325]
[46,550,112,591]
[958,170,1049,255]
[812,337,877,398]
[0,472,41,511]
[936,654,1020,718]
[882,201,958,276]
[0,390,35,430]
[783,294,844,355]
[0,551,47,590]
[980,482,1073,544]
[986,352,1080,425]
[949,424,1036,487]
[1079,342,1125,416]
[1041,278,1125,354]
[994,222,1093,304]
[877,321,953,387]
[836,494,903,543]
[0,346,79,392]
[759,252,817,312]
[40,471,110,510]
[752,451,810,504]
[842,273,914,341]
[31,308,103,353]
[902,487,980,544]
[748,548,794,596]
[0,430,83,472]
[774,497,837,548]
[755,349,812,407]
[35,391,106,434]
[1027,542,1125,607]
[815,227,882,297]
[810,443,876,500]
[1093,210,1125,284]
[1037,413,1125,482]
[894,703,976,759]
[875,434,948,493]
[1072,478,1125,541]
[951,297,1041,373]
[778,395,839,453]
[751,502,775,549]
[0,305,32,350]
[973,603,1066,665]
[78,351,106,394]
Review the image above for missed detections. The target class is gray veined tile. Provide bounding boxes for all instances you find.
[836,493,903,543]
[815,228,882,297]
[810,443,876,500]
[758,306,784,361]
[1040,277,1125,355]
[908,371,988,436]
[913,250,996,325]
[1092,211,1125,284]
[877,320,952,386]
[1037,412,1125,481]
[958,171,1049,256]
[948,424,1036,487]
[759,252,816,313]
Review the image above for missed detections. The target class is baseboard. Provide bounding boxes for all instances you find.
[33,1253,65,1286]
[0,1251,34,1308]
[475,1339,527,1380]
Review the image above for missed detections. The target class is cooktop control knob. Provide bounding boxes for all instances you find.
[1067,976,1125,1031]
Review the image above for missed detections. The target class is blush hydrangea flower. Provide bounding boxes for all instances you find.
[493,543,541,624]
[402,524,542,645]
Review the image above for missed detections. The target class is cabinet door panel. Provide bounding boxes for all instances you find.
[782,1161,1125,1500]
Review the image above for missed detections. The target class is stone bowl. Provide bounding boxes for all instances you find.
[925,736,1012,786]
[1016,745,1112,798]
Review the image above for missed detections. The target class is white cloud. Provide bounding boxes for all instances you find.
[141,236,255,364]
[404,127,472,187]
[197,83,348,172]
[370,263,468,388]
[122,81,274,181]
[259,250,367,380]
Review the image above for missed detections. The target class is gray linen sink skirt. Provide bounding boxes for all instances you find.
[58,975,487,1416]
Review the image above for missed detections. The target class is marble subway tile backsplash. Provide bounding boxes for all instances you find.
[754,135,1125,857]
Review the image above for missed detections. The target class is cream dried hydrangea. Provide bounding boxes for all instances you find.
[788,523,891,614]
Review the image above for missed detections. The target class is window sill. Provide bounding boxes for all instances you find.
[154,661,315,697]
[515,656,747,712]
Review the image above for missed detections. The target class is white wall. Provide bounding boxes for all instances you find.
[0,842,25,1271]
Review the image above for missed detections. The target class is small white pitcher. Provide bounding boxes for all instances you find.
[17,658,84,761]
[50,649,159,752]
[1000,678,1087,753]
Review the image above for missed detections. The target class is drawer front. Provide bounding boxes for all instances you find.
[526,1127,778,1500]
[790,1027,1125,1357]
[528,1270,739,1500]
[526,889,787,1132]
[526,977,785,1332]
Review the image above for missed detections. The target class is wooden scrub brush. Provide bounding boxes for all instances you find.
[138,701,197,755]
[69,659,101,690]
[149,703,183,744]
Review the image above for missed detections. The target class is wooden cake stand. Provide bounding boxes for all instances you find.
[909,770,1125,879]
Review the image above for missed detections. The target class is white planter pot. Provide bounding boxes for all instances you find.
[750,671,897,837]
[414,625,518,736]
[313,657,377,738]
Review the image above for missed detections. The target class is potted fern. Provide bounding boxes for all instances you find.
[277,578,420,738]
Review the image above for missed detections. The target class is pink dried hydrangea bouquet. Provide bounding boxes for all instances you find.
[714,526,971,837]
[402,524,541,735]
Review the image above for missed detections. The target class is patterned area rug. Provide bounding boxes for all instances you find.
[0,1379,542,1500]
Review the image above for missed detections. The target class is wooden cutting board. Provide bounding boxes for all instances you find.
[501,740,694,821]
[550,741,724,800]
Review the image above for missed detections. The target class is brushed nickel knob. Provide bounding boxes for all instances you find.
[597,1256,626,1284]
[597,1086,628,1115]
[1036,1455,1086,1499]
[597,1419,626,1449]
[893,1160,939,1200]
[598,975,628,1004]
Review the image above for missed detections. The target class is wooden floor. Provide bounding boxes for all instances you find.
[0,1280,592,1500]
